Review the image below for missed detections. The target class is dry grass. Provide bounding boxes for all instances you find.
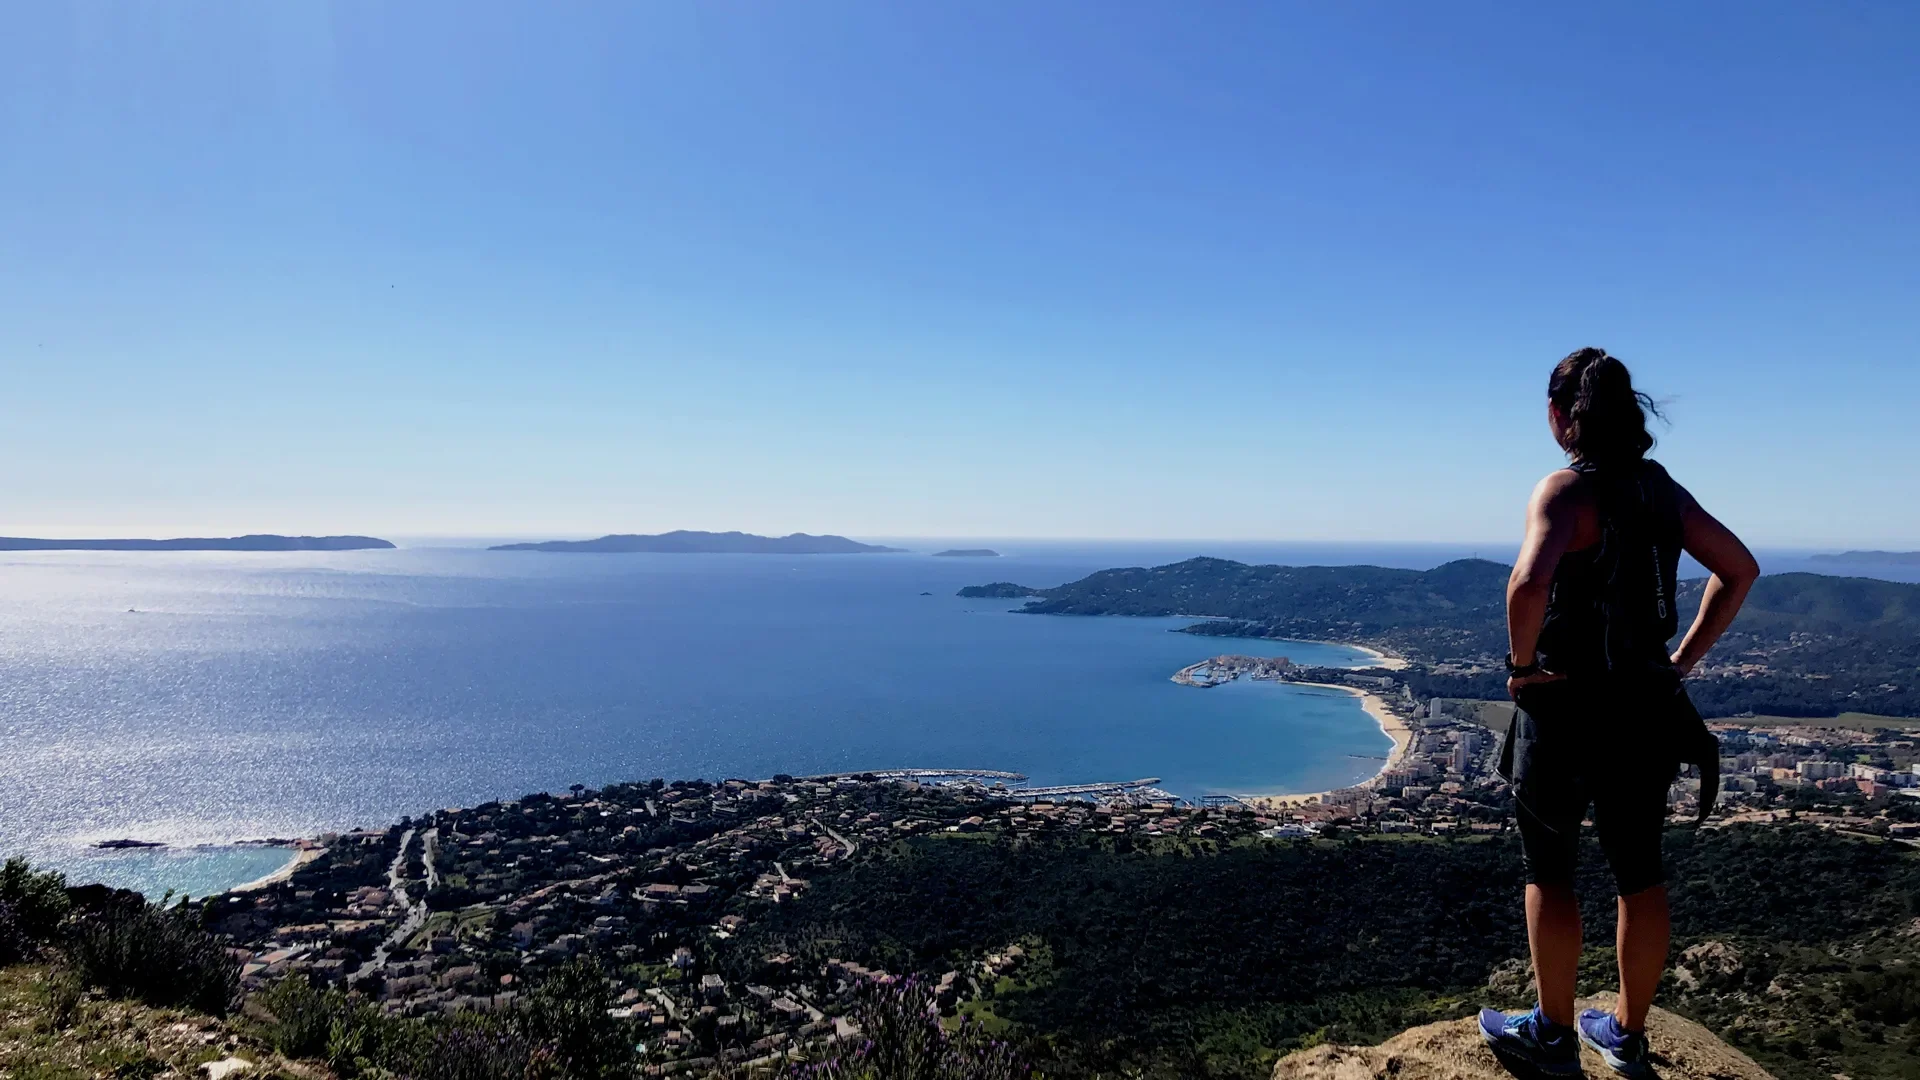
[0,964,310,1080]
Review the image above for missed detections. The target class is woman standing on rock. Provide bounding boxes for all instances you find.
[1478,348,1758,1078]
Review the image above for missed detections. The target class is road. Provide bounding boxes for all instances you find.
[815,820,856,858]
[368,826,438,971]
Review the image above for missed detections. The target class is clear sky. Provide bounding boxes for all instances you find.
[4,4,1916,545]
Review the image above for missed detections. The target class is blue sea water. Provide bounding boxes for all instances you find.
[2,539,1901,897]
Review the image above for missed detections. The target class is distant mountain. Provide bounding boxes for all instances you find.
[0,534,394,551]
[1811,550,1920,566]
[489,530,907,554]
[932,549,1000,558]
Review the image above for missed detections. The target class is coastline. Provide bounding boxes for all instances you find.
[228,845,324,893]
[1346,644,1409,672]
[1244,682,1412,810]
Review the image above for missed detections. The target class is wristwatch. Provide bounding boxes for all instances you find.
[1505,654,1540,678]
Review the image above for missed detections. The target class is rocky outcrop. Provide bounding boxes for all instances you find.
[1272,994,1773,1080]
[1673,941,1744,992]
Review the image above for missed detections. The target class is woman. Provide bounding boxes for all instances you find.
[1478,348,1758,1078]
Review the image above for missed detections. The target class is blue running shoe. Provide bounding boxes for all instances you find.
[1478,1005,1582,1076]
[1578,1009,1652,1078]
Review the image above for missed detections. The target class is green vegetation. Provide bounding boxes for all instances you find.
[10,809,1920,1080]
[0,964,294,1080]
[725,826,1920,1080]
[66,898,239,1016]
[254,958,632,1080]
[0,858,73,963]
[0,859,239,1018]
[783,980,1027,1080]
[971,557,1512,658]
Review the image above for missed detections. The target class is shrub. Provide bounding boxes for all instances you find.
[253,965,611,1080]
[42,966,86,1030]
[418,1024,559,1080]
[66,898,239,1015]
[516,958,632,1079]
[0,858,72,950]
[0,901,24,966]
[256,975,346,1060]
[786,980,1029,1080]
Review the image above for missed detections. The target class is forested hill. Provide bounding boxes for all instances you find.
[1681,572,1920,635]
[963,559,1920,717]
[963,557,1514,657]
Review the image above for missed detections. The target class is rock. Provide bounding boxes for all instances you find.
[1484,957,1533,1001]
[1675,940,1744,991]
[201,1056,253,1080]
[1272,994,1774,1080]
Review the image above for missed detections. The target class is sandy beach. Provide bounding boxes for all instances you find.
[228,845,324,893]
[1347,644,1409,672]
[1243,682,1413,810]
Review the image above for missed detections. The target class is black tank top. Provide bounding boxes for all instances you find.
[1536,459,1684,678]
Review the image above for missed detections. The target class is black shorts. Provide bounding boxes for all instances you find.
[1510,679,1676,896]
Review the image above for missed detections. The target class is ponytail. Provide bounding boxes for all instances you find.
[1548,347,1662,464]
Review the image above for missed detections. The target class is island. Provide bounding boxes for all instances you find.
[0,534,395,551]
[956,581,1046,598]
[1811,550,1920,566]
[489,530,906,554]
[933,548,1001,557]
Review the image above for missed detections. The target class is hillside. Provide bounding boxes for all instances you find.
[0,965,301,1080]
[489,530,905,553]
[1273,994,1773,1080]
[962,558,1513,657]
[964,559,1920,717]
[11,780,1919,1080]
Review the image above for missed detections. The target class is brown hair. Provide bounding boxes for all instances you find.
[1548,347,1662,463]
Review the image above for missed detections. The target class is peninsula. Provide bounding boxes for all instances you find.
[489,530,906,554]
[964,556,1920,719]
[933,548,1000,557]
[0,534,394,551]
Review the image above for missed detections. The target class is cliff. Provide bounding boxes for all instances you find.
[1272,994,1773,1080]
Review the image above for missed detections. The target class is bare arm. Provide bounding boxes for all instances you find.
[1506,470,1583,692]
[1670,484,1760,676]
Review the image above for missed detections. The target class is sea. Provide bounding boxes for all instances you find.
[1,539,1905,898]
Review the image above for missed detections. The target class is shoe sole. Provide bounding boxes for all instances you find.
[1577,1031,1652,1079]
[1481,1028,1585,1076]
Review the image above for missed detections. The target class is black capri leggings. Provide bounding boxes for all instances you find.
[1511,680,1677,896]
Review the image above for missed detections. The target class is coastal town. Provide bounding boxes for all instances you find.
[194,652,1920,1075]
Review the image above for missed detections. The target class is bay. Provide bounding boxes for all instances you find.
[5,538,1877,896]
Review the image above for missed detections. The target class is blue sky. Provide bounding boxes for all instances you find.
[4,4,1916,545]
